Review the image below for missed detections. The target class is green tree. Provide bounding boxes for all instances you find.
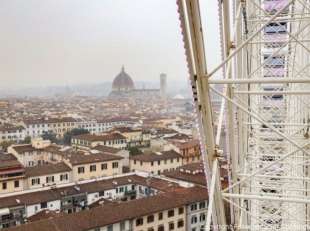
[41,131,58,143]
[0,140,15,151]
[63,128,89,145]
[23,136,32,144]
[128,147,143,156]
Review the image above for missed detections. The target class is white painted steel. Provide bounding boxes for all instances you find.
[177,0,310,230]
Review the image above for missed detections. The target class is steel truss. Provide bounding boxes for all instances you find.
[177,0,310,230]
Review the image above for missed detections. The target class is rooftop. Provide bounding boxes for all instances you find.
[73,133,126,142]
[6,187,208,231]
[130,150,182,162]
[25,162,71,177]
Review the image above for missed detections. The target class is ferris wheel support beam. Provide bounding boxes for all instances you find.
[222,193,310,204]
[177,0,227,229]
[235,90,310,94]
[209,78,310,84]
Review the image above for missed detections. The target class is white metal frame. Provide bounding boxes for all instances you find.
[177,0,310,230]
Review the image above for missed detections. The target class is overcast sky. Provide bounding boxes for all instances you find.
[0,0,220,89]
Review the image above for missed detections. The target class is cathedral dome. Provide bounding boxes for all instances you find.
[112,66,135,91]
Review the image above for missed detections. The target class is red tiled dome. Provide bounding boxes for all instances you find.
[112,66,135,91]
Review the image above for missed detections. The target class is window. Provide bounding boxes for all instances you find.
[78,167,85,174]
[158,212,163,220]
[147,215,154,223]
[120,221,125,231]
[14,180,19,188]
[31,178,40,185]
[2,182,7,190]
[101,163,108,170]
[177,220,184,228]
[148,228,154,231]
[99,191,105,196]
[191,203,197,211]
[136,218,143,226]
[46,176,54,183]
[168,209,174,217]
[60,174,68,181]
[169,222,174,230]
[90,165,96,172]
[157,160,160,165]
[200,213,206,222]
[199,201,206,209]
[151,161,154,166]
[112,162,119,168]
[191,215,198,224]
[107,225,113,231]
[178,207,184,214]
[41,202,47,209]
[158,225,164,231]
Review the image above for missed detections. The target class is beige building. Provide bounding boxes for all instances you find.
[130,150,182,175]
[71,133,127,149]
[25,162,72,189]
[8,139,125,185]
[165,139,201,165]
[0,154,25,194]
[64,153,124,181]
[132,206,186,231]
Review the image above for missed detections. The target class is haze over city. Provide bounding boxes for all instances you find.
[0,0,220,94]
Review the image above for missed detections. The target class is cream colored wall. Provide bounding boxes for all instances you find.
[123,131,142,142]
[25,171,71,189]
[0,178,24,194]
[72,160,123,181]
[130,158,182,174]
[133,207,186,231]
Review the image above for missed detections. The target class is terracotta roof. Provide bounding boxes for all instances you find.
[73,133,126,142]
[23,117,77,126]
[92,145,120,154]
[6,187,208,231]
[25,162,71,177]
[112,127,141,133]
[68,152,123,166]
[130,150,182,162]
[0,154,23,170]
[27,210,62,223]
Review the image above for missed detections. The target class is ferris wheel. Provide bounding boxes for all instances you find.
[177,0,310,230]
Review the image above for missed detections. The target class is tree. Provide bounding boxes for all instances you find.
[128,147,143,156]
[41,131,58,143]
[23,136,32,144]
[0,140,15,151]
[63,128,89,145]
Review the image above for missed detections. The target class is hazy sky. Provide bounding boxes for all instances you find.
[0,0,220,89]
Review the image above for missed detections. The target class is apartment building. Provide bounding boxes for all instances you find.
[0,125,25,143]
[4,186,208,231]
[71,133,127,149]
[0,154,25,194]
[8,139,125,187]
[92,145,130,166]
[129,150,182,175]
[65,153,123,181]
[165,139,201,164]
[22,117,78,138]
[0,174,181,229]
[25,162,72,189]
